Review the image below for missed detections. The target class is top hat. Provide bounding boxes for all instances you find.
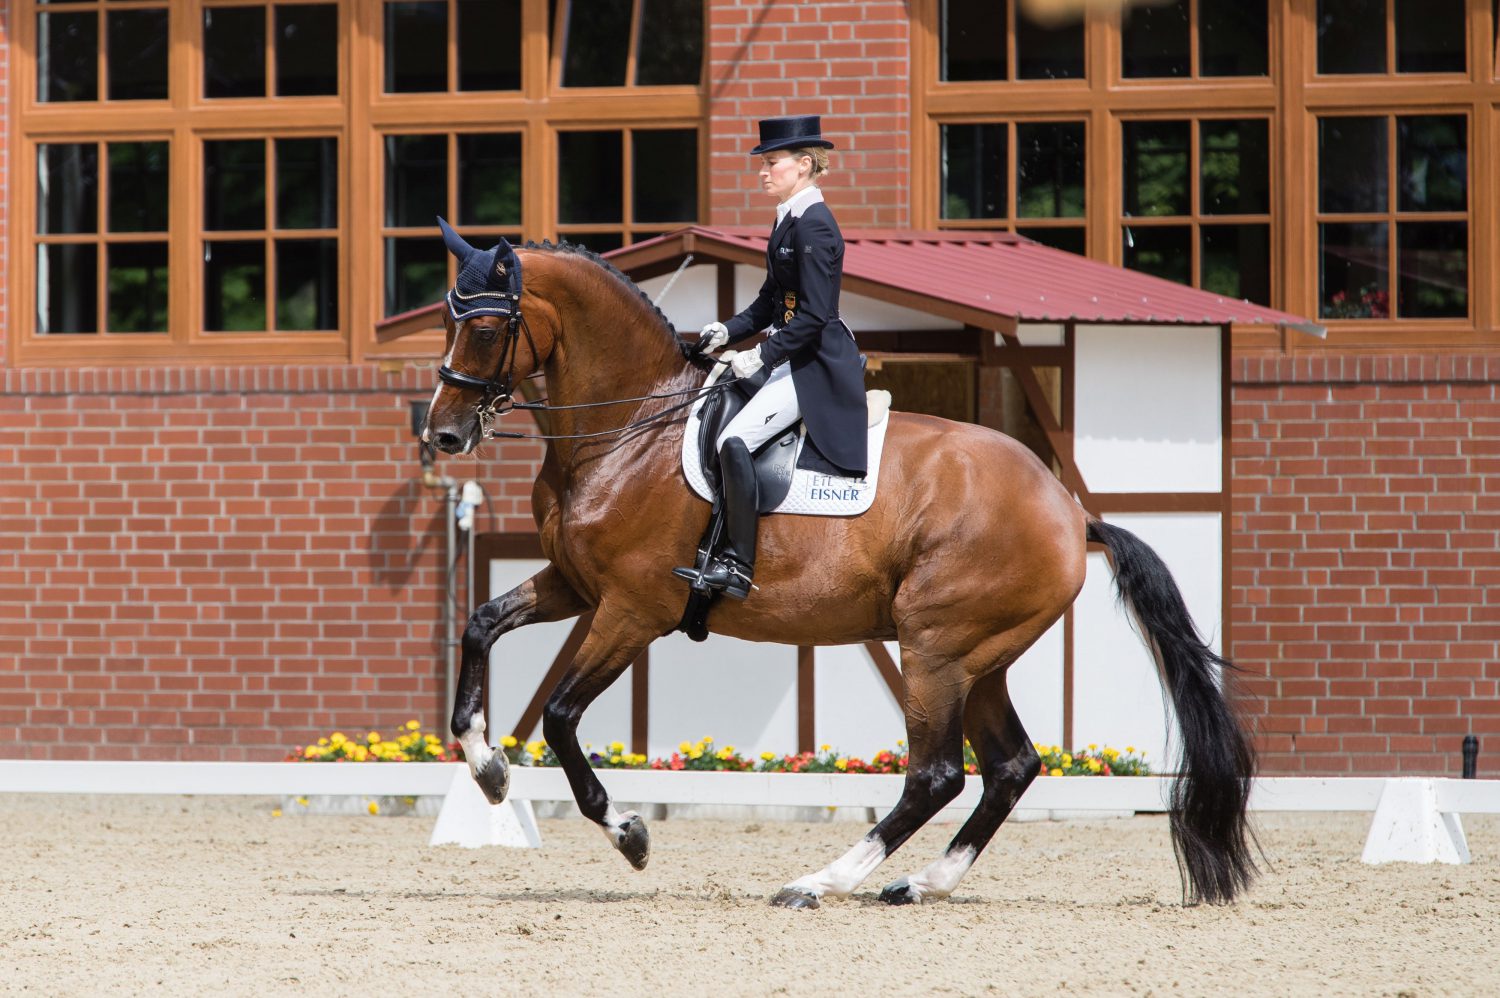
[750,115,836,155]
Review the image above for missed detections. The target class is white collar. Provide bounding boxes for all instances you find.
[775,185,824,226]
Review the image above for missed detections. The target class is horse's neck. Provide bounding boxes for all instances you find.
[534,256,698,469]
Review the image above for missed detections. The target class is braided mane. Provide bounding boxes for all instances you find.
[524,240,714,372]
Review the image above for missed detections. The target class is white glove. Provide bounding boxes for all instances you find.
[730,347,764,379]
[699,322,729,352]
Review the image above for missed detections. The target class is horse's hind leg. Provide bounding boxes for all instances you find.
[541,608,656,870]
[770,657,970,910]
[879,666,1040,905]
[452,564,589,803]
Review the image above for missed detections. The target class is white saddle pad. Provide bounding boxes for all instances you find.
[681,359,891,517]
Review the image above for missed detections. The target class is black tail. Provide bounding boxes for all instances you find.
[1087,518,1257,905]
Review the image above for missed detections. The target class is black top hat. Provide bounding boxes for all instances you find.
[750,115,836,155]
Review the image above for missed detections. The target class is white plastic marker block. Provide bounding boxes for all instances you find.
[429,766,542,849]
[1361,779,1469,865]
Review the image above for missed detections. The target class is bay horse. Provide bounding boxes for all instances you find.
[424,229,1257,908]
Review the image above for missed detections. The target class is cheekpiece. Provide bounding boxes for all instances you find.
[438,216,521,323]
[750,114,836,155]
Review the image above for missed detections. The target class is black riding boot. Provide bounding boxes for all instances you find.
[674,438,759,600]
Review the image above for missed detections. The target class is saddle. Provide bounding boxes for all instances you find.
[693,365,799,513]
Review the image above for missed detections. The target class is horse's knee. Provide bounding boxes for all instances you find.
[540,695,579,749]
[911,760,966,810]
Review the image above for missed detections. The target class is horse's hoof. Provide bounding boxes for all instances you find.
[769,887,820,910]
[878,879,920,906]
[617,813,651,871]
[474,755,509,805]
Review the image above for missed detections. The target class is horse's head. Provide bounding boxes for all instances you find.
[424,218,553,454]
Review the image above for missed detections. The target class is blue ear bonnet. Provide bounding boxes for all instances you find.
[438,217,522,322]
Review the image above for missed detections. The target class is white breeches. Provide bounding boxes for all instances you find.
[718,361,800,455]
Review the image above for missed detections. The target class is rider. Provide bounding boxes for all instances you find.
[673,114,868,600]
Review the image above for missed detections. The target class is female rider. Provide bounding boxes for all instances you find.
[673,115,868,600]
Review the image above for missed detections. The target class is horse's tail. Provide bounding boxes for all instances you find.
[1086,518,1257,905]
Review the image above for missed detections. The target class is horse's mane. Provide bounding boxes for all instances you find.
[523,240,714,372]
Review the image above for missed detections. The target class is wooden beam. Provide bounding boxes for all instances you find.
[863,642,905,705]
[630,648,650,757]
[797,646,815,753]
[511,613,594,741]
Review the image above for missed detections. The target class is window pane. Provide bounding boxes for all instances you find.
[458,0,521,90]
[633,130,698,222]
[384,237,446,316]
[558,132,623,224]
[1200,120,1269,215]
[1017,226,1086,255]
[276,239,339,329]
[37,244,98,334]
[204,6,266,98]
[1395,0,1464,73]
[385,134,447,228]
[1319,222,1389,318]
[1016,122,1084,219]
[385,2,447,93]
[38,11,97,102]
[941,0,1005,81]
[277,138,338,229]
[1122,0,1188,78]
[205,140,267,231]
[1317,0,1384,74]
[941,123,1005,220]
[1015,7,1083,79]
[107,9,168,100]
[561,0,631,86]
[1201,225,1270,304]
[1397,116,1466,212]
[1123,225,1191,284]
[565,232,625,253]
[1123,120,1189,217]
[276,4,339,96]
[107,243,169,333]
[1318,117,1387,213]
[636,0,702,85]
[457,134,522,225]
[1397,222,1466,318]
[108,142,169,232]
[205,241,266,331]
[1200,0,1267,77]
[38,143,98,234]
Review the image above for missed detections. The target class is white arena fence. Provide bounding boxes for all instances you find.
[0,762,1490,865]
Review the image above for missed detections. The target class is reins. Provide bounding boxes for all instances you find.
[482,376,738,441]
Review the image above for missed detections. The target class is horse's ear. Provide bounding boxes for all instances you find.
[437,216,475,263]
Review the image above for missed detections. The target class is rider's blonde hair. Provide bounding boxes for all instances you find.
[788,146,830,180]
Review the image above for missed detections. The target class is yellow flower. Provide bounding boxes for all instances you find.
[761,751,775,761]
[367,731,381,744]
[819,744,831,752]
[1088,743,1098,751]
[367,801,379,815]
[354,746,369,761]
[1104,748,1119,760]
[296,796,309,806]
[1087,759,1102,773]
[501,735,518,748]
[835,758,848,771]
[303,745,319,758]
[406,720,421,731]
[1050,767,1063,777]
[688,748,703,760]
[330,732,346,746]
[611,755,621,764]
[317,737,329,746]
[896,739,905,747]
[610,741,625,753]
[679,741,692,754]
[271,809,282,817]
[1126,746,1135,754]
[1061,754,1073,767]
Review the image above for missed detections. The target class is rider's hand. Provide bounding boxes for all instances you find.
[697,322,729,353]
[730,347,764,379]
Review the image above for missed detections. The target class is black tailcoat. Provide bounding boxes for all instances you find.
[723,201,868,476]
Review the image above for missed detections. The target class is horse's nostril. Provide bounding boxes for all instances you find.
[433,430,465,453]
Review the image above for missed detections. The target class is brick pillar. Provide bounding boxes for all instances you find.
[707,1,910,229]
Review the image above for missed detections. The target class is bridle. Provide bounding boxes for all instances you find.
[433,249,735,442]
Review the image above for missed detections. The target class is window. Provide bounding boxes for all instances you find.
[1317,0,1466,75]
[939,121,1086,253]
[1122,0,1267,79]
[1121,119,1272,304]
[36,2,169,102]
[205,3,339,98]
[939,0,1084,81]
[554,0,703,87]
[384,1,521,93]
[383,132,523,316]
[556,129,699,253]
[1317,115,1468,320]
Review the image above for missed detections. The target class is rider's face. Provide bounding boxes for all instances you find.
[759,151,812,203]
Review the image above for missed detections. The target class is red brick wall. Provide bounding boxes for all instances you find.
[0,367,544,760]
[707,0,910,228]
[1232,354,1500,776]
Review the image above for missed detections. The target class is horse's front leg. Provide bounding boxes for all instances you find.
[452,564,589,803]
[540,608,655,870]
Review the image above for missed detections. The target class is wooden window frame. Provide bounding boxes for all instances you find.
[932,116,1089,247]
[1311,0,1471,79]
[9,0,707,368]
[912,0,1500,351]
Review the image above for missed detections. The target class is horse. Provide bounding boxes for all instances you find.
[423,228,1257,909]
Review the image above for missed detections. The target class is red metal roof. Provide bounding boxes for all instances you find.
[612,226,1325,336]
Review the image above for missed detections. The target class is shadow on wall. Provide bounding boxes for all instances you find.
[366,476,444,592]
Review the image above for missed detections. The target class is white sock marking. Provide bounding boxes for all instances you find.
[894,846,978,903]
[785,836,887,900]
[458,716,501,785]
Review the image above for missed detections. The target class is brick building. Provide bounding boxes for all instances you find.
[2,1,1497,772]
